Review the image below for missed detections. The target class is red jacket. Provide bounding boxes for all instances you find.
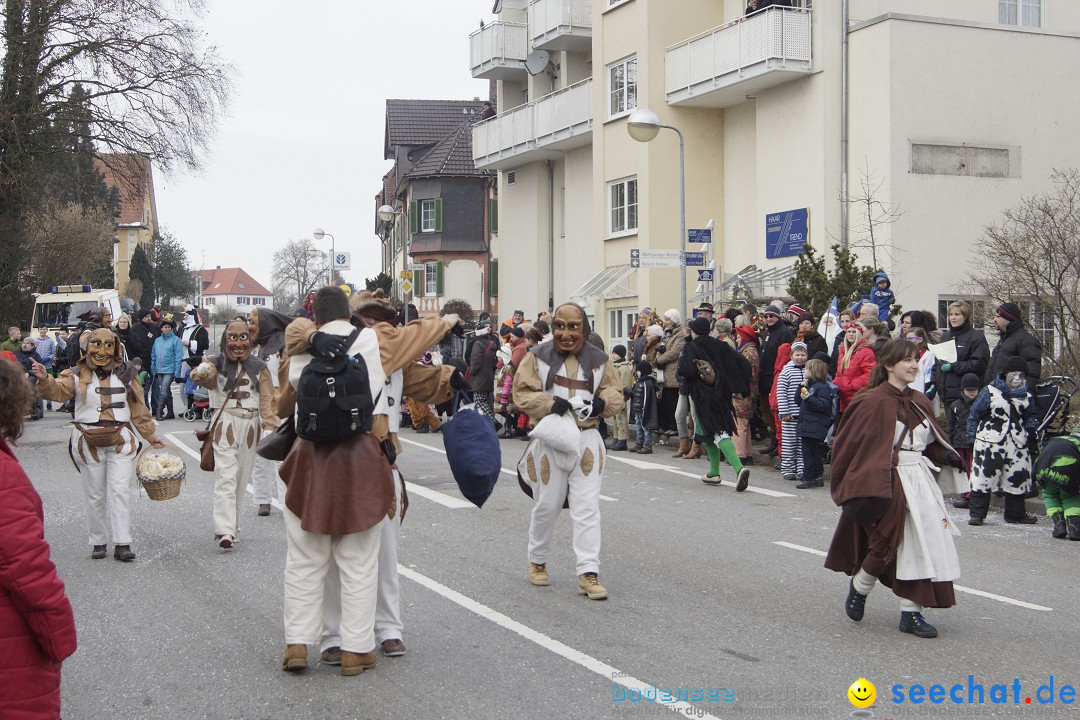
[833,342,876,411]
[0,437,77,720]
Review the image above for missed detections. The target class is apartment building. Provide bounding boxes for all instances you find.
[472,0,1080,349]
[95,154,159,297]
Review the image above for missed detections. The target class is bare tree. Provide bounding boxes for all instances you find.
[967,169,1080,378]
[842,160,903,270]
[272,240,327,315]
[21,198,115,287]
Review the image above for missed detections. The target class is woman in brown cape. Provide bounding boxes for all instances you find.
[824,339,968,639]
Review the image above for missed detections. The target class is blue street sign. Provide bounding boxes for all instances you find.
[684,251,705,267]
[697,269,714,282]
[765,208,809,258]
[688,228,713,244]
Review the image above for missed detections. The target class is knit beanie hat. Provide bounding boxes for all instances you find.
[688,317,711,336]
[646,324,664,338]
[664,308,682,325]
[961,373,981,389]
[791,341,808,353]
[996,302,1023,323]
[1004,356,1027,374]
[763,305,782,317]
[612,344,627,359]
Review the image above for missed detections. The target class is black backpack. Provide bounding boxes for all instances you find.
[296,328,377,443]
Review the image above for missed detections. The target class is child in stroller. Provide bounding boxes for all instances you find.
[184,384,212,421]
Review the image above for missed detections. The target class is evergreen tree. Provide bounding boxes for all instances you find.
[129,244,156,307]
[152,230,199,306]
[787,243,878,314]
[365,272,394,294]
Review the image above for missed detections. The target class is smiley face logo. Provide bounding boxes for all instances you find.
[848,678,876,708]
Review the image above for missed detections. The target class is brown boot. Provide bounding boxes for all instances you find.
[671,437,690,458]
[684,442,703,459]
[281,644,308,672]
[341,650,377,676]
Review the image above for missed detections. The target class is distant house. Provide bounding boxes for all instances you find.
[198,267,273,313]
[379,98,497,317]
[95,154,158,296]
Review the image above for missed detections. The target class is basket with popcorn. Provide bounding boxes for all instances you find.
[136,444,186,500]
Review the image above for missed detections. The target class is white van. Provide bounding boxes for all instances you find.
[30,285,124,332]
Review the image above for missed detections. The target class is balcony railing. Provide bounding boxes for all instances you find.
[666,6,812,107]
[531,0,592,52]
[472,78,593,170]
[469,22,529,80]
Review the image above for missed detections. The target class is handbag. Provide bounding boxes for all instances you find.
[694,358,717,386]
[194,405,226,472]
[256,414,296,462]
[654,366,665,384]
[74,423,124,447]
[441,391,501,507]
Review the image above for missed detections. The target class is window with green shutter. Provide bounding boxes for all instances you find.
[489,198,498,234]
[489,259,498,296]
[412,269,423,297]
[409,201,418,234]
[434,197,443,232]
[435,260,444,296]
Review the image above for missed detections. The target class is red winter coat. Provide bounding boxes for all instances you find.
[0,437,77,720]
[833,342,876,412]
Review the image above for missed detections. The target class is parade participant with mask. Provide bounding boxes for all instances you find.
[246,307,294,516]
[190,321,280,549]
[33,328,164,561]
[965,356,1040,526]
[180,305,210,412]
[512,303,625,600]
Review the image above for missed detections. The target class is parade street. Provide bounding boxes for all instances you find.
[19,411,1079,720]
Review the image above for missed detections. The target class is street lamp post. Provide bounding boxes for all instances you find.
[377,204,406,306]
[313,228,336,286]
[627,107,687,324]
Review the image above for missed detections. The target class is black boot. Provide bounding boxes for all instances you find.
[1068,516,1080,541]
[845,579,867,622]
[968,491,990,525]
[1003,493,1037,524]
[113,545,136,562]
[91,545,107,560]
[899,611,938,638]
[1051,512,1067,539]
[609,439,627,451]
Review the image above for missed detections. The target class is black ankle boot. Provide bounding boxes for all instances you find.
[899,611,938,638]
[113,545,136,562]
[845,579,867,622]
[1068,516,1080,541]
[1051,512,1067,539]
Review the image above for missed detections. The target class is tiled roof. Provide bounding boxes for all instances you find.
[385,99,487,155]
[94,154,151,226]
[406,122,492,178]
[198,267,271,297]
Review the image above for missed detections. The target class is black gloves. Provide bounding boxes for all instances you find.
[585,397,606,418]
[550,397,572,416]
[449,368,466,390]
[310,331,350,358]
[622,387,633,399]
[657,344,666,354]
[944,452,968,472]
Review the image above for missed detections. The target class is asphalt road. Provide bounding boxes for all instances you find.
[14,408,1080,720]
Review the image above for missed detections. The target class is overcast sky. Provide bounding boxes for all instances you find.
[155,1,491,295]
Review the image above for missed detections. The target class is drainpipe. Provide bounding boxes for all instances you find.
[546,159,554,312]
[840,0,849,249]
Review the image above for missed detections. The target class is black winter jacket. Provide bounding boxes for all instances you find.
[796,379,836,441]
[631,377,661,430]
[945,394,976,449]
[467,335,498,393]
[758,322,793,394]
[933,321,990,405]
[984,320,1042,390]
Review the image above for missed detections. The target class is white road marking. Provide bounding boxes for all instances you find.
[399,565,723,720]
[772,541,1053,612]
[164,433,200,461]
[607,455,795,498]
[400,435,618,502]
[403,482,475,510]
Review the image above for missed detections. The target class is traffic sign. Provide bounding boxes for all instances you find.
[688,228,712,244]
[408,264,424,271]
[399,279,413,294]
[333,252,351,270]
[400,270,412,279]
[697,270,714,282]
[684,251,705,267]
[629,248,683,269]
[339,284,353,297]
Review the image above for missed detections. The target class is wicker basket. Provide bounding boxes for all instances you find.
[136,445,186,501]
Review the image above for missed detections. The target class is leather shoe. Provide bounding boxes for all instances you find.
[381,639,406,657]
[113,545,136,562]
[91,544,107,560]
[899,611,938,638]
[281,644,308,672]
[341,650,377,676]
[952,498,970,509]
[1004,514,1038,524]
[795,478,824,489]
[257,503,271,516]
[845,579,867,622]
[968,517,984,526]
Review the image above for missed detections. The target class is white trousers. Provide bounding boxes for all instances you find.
[527,429,604,575]
[212,413,260,538]
[321,471,404,650]
[71,428,137,545]
[250,455,280,506]
[283,506,381,653]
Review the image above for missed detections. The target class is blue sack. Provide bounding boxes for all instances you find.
[441,391,501,507]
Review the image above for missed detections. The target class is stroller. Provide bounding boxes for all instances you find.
[184,384,212,422]
[1032,375,1076,450]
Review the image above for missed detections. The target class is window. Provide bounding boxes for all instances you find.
[424,261,438,296]
[237,282,245,289]
[252,297,266,306]
[213,282,221,289]
[204,297,216,306]
[608,57,637,118]
[236,296,251,305]
[409,198,443,233]
[999,0,1042,27]
[608,308,638,349]
[421,199,436,232]
[609,177,638,235]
